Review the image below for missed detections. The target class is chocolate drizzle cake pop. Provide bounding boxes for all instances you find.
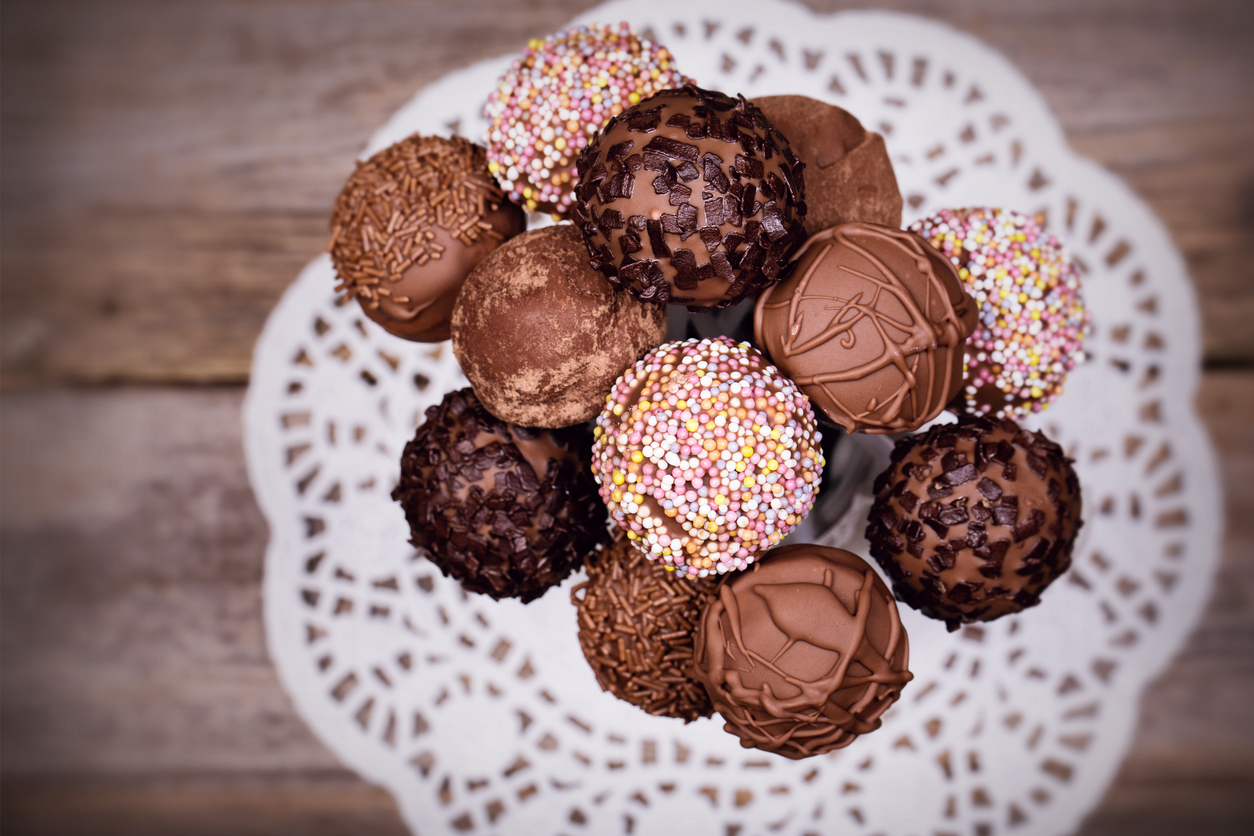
[572,535,718,722]
[329,135,525,342]
[393,388,606,603]
[572,84,808,310]
[754,223,978,433]
[865,414,1083,630]
[692,544,912,759]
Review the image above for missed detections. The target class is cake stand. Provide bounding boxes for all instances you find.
[243,2,1222,834]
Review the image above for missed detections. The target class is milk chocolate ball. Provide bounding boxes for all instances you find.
[572,84,807,310]
[865,414,1083,630]
[753,95,902,231]
[754,223,978,433]
[692,544,912,759]
[329,135,525,342]
[392,388,606,603]
[451,225,667,428]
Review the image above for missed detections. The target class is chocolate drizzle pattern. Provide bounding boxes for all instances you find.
[692,545,912,759]
[572,84,807,311]
[865,414,1083,630]
[754,223,977,433]
[571,535,718,723]
[393,388,606,603]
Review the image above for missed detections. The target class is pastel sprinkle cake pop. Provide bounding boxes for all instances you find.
[483,23,688,217]
[591,337,825,578]
[910,207,1089,419]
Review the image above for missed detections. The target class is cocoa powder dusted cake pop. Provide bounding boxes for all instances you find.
[329,134,525,342]
[573,84,808,310]
[591,337,824,578]
[753,95,903,231]
[692,544,913,759]
[754,223,978,434]
[451,225,668,428]
[393,388,606,603]
[909,207,1089,419]
[571,535,718,722]
[483,23,688,217]
[865,414,1083,630]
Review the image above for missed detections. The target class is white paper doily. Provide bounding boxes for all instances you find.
[242,3,1223,835]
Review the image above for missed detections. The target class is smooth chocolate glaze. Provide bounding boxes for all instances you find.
[865,414,1083,630]
[754,223,977,433]
[692,544,912,759]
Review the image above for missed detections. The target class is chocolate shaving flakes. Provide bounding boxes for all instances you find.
[393,388,606,603]
[329,135,507,308]
[573,84,806,310]
[571,536,717,723]
[865,414,1083,631]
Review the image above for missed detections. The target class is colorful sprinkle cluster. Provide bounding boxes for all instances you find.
[483,23,688,217]
[592,338,824,578]
[910,207,1089,419]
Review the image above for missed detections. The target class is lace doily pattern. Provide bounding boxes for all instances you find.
[243,3,1222,835]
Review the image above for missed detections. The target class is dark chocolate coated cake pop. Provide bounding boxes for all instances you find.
[692,544,912,759]
[393,388,606,603]
[572,84,807,310]
[865,414,1082,630]
[754,223,978,434]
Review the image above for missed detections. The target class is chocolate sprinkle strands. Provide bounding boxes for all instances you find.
[592,337,824,578]
[484,23,687,217]
[571,535,718,723]
[328,134,510,312]
[393,388,606,603]
[910,207,1089,419]
[865,413,1083,630]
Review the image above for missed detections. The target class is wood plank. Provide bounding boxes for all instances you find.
[2,374,1252,832]
[2,0,1252,384]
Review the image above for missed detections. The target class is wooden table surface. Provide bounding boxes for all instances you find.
[2,1,1251,834]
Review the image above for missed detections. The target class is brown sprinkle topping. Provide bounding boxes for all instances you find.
[329,135,508,307]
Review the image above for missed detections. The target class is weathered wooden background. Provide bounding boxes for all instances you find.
[2,0,1251,833]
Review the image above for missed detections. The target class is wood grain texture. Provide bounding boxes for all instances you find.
[2,0,1252,383]
[1,376,1251,834]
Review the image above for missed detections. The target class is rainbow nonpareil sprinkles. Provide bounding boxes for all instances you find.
[482,22,687,217]
[910,207,1089,419]
[592,338,824,578]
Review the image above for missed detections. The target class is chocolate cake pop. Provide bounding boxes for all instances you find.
[754,223,978,433]
[572,535,719,722]
[393,388,606,603]
[692,544,912,759]
[865,413,1083,630]
[451,224,668,428]
[909,207,1088,419]
[591,337,824,578]
[573,84,808,310]
[329,134,525,342]
[753,95,902,231]
[484,23,687,217]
